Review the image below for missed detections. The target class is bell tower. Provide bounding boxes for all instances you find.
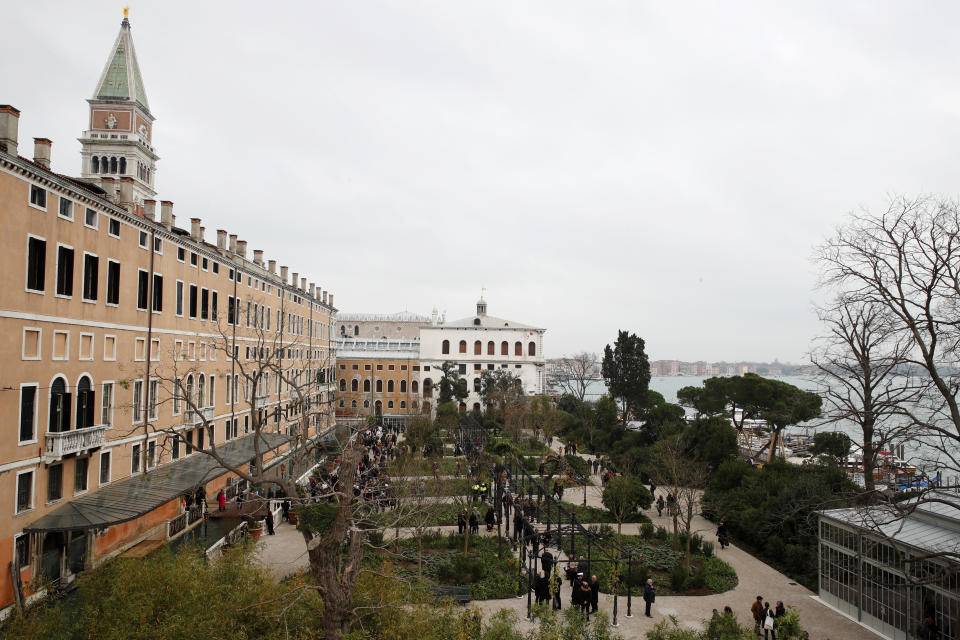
[79,9,158,208]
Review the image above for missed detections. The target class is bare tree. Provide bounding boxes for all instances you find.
[650,436,709,569]
[552,352,598,431]
[810,294,921,494]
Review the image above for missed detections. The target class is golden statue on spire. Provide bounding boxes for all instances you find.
[123,6,129,19]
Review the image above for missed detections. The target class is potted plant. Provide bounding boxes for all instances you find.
[247,519,264,541]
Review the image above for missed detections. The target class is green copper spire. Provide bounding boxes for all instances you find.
[93,14,150,112]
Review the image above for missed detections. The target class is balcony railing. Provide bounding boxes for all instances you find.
[184,407,215,425]
[44,424,109,462]
[167,512,188,539]
[255,395,270,409]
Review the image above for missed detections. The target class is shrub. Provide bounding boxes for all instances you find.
[669,563,687,591]
[686,564,706,590]
[703,556,738,594]
[702,541,714,557]
[641,522,655,539]
[655,526,669,541]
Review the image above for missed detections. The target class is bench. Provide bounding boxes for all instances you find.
[433,585,472,604]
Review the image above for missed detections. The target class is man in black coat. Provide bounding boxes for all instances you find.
[534,571,550,605]
[644,578,656,617]
[541,549,553,576]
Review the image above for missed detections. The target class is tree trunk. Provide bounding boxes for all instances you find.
[684,501,693,570]
[862,421,876,494]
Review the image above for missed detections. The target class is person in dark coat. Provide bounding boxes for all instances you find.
[717,522,729,550]
[577,579,592,617]
[457,510,466,535]
[656,495,665,517]
[281,499,291,522]
[265,509,275,535]
[643,578,656,617]
[485,505,495,531]
[589,575,599,613]
[541,549,554,576]
[468,509,479,534]
[534,571,550,605]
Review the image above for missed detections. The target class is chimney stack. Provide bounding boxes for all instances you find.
[322,290,328,305]
[236,240,247,259]
[160,201,174,228]
[300,277,307,291]
[229,234,237,253]
[268,259,277,274]
[309,283,315,297]
[144,200,157,221]
[280,266,288,283]
[328,293,334,308]
[0,105,19,156]
[292,273,299,290]
[118,177,135,211]
[32,138,51,169]
[253,249,263,266]
[200,226,206,243]
[216,230,227,250]
[190,218,201,242]
[100,177,117,202]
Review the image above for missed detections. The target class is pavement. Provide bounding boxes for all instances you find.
[253,441,883,639]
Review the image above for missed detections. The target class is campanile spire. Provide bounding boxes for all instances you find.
[79,10,159,209]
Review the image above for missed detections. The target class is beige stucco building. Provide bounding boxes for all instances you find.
[0,14,337,612]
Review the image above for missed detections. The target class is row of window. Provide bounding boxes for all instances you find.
[340,398,413,410]
[441,339,536,357]
[339,378,417,394]
[15,453,111,516]
[27,186,330,317]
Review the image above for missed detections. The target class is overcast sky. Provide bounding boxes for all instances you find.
[5,2,959,362]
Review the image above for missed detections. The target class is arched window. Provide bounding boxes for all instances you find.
[473,402,481,413]
[50,377,69,432]
[197,375,205,408]
[375,401,382,415]
[185,375,194,410]
[363,400,369,408]
[339,399,344,408]
[528,341,536,356]
[474,340,482,355]
[351,400,357,408]
[458,402,466,414]
[110,157,118,173]
[353,325,359,336]
[473,378,481,392]
[423,378,433,398]
[412,400,419,410]
[340,378,346,392]
[351,379,359,392]
[459,340,467,353]
[375,379,382,393]
[411,380,418,394]
[92,157,99,173]
[423,401,431,413]
[209,376,216,407]
[400,380,407,393]
[363,379,371,393]
[101,156,108,173]
[487,341,495,355]
[119,157,126,174]
[515,341,523,356]
[442,340,450,355]
[76,376,93,428]
[387,380,394,393]
[340,325,346,336]
[388,400,394,409]
[501,341,509,355]
[400,401,406,409]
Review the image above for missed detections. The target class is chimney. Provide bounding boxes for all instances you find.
[280,266,288,283]
[118,177,135,211]
[328,293,334,308]
[33,138,51,169]
[144,199,157,221]
[268,259,276,274]
[236,240,247,259]
[309,283,315,297]
[322,290,328,305]
[229,234,237,253]
[0,105,19,156]
[300,277,307,291]
[292,273,299,290]
[160,201,174,228]
[100,177,116,202]
[253,249,263,266]
[190,218,201,242]
[216,229,227,250]
[200,226,206,243]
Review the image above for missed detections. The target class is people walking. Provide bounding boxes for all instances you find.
[457,510,466,535]
[589,575,599,613]
[485,505,495,532]
[751,596,765,635]
[265,508,275,535]
[541,549,554,576]
[535,571,550,605]
[552,570,562,610]
[643,578,656,617]
[217,488,227,512]
[762,601,776,640]
[578,579,592,617]
[656,495,665,517]
[717,521,729,550]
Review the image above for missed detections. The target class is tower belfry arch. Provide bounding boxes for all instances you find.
[79,9,159,211]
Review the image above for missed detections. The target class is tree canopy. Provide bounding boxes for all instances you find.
[600,330,651,422]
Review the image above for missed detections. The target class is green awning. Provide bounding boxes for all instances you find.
[25,432,289,533]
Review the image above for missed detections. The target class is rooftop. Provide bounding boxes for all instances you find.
[93,15,150,111]
[337,311,430,323]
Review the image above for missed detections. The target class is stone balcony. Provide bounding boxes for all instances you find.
[184,407,215,425]
[44,425,109,462]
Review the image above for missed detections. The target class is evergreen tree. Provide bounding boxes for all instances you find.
[600,330,651,423]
